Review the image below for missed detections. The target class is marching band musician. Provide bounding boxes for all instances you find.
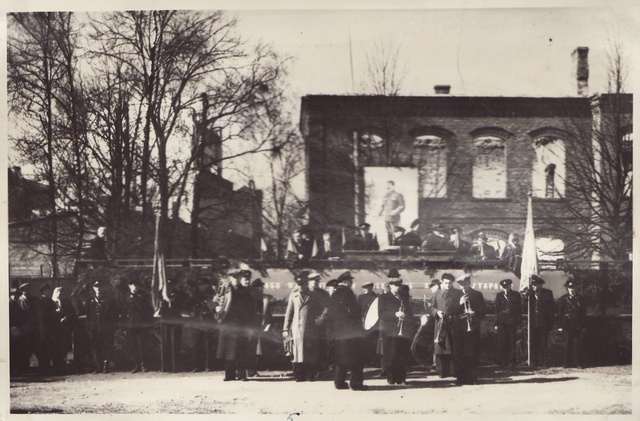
[494,279,522,367]
[454,275,487,385]
[429,273,463,378]
[527,275,555,368]
[378,270,415,385]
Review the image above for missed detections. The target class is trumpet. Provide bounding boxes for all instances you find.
[397,301,405,336]
[463,294,473,332]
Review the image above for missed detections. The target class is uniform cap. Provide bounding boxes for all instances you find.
[325,279,338,288]
[499,279,513,288]
[564,279,577,288]
[361,282,374,289]
[429,279,441,288]
[530,274,545,285]
[386,268,401,279]
[337,271,354,283]
[456,274,472,284]
[251,278,265,287]
[308,271,321,281]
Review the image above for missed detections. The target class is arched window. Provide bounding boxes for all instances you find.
[414,135,447,198]
[473,136,506,198]
[532,136,566,198]
[537,236,565,260]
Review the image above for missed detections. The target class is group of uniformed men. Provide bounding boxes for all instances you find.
[9,268,587,388]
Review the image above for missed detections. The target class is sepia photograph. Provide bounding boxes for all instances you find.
[3,1,637,418]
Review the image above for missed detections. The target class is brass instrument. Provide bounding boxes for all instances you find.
[434,314,446,344]
[397,300,405,336]
[463,294,473,332]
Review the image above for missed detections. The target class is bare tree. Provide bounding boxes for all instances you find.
[358,37,408,96]
[539,42,632,262]
[8,12,76,277]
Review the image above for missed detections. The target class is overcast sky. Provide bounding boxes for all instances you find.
[230,7,639,99]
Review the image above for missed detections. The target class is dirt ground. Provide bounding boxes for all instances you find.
[8,364,632,416]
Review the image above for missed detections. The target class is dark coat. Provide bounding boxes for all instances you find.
[454,288,487,358]
[528,287,555,330]
[556,293,587,331]
[469,242,497,260]
[396,231,421,248]
[378,292,415,366]
[283,287,324,363]
[36,295,58,342]
[330,285,365,364]
[87,236,107,260]
[429,287,464,355]
[494,289,523,326]
[216,284,255,360]
[85,293,119,334]
[53,298,76,355]
[422,233,452,251]
[314,239,342,259]
[124,290,154,329]
[345,232,379,251]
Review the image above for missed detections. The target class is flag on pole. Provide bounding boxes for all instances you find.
[311,237,319,258]
[342,228,347,248]
[151,214,169,317]
[286,237,297,258]
[260,238,268,252]
[519,194,539,292]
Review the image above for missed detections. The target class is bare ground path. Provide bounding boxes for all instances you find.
[9,365,632,415]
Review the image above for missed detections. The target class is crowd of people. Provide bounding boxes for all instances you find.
[286,221,524,271]
[9,267,588,389]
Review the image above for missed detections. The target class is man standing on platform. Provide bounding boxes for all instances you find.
[527,275,555,368]
[556,279,587,368]
[494,279,522,367]
[429,273,463,378]
[454,275,487,385]
[378,180,405,246]
[329,271,367,391]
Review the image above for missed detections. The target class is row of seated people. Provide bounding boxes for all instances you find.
[287,222,523,268]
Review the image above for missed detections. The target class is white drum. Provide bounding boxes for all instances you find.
[364,297,379,330]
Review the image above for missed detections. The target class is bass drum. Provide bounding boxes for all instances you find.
[363,297,379,330]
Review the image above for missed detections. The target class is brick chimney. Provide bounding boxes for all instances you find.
[434,85,451,95]
[572,47,589,97]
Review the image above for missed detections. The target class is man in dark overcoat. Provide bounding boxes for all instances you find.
[10,287,28,374]
[494,279,522,367]
[18,283,38,372]
[527,274,555,368]
[35,283,57,373]
[556,278,587,368]
[123,279,154,373]
[429,272,463,378]
[84,280,119,373]
[378,271,414,385]
[216,270,255,381]
[190,278,216,372]
[454,275,487,385]
[329,271,366,390]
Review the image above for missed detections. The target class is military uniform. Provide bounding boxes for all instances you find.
[556,281,586,368]
[527,276,555,367]
[85,287,119,373]
[123,285,154,372]
[190,285,216,372]
[35,288,58,371]
[494,280,522,366]
[379,190,405,245]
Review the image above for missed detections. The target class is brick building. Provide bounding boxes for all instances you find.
[299,48,632,259]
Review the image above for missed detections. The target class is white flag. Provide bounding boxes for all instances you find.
[519,194,539,292]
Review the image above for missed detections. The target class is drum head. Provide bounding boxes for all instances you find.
[364,297,379,330]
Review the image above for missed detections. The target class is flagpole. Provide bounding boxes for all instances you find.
[520,192,538,368]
